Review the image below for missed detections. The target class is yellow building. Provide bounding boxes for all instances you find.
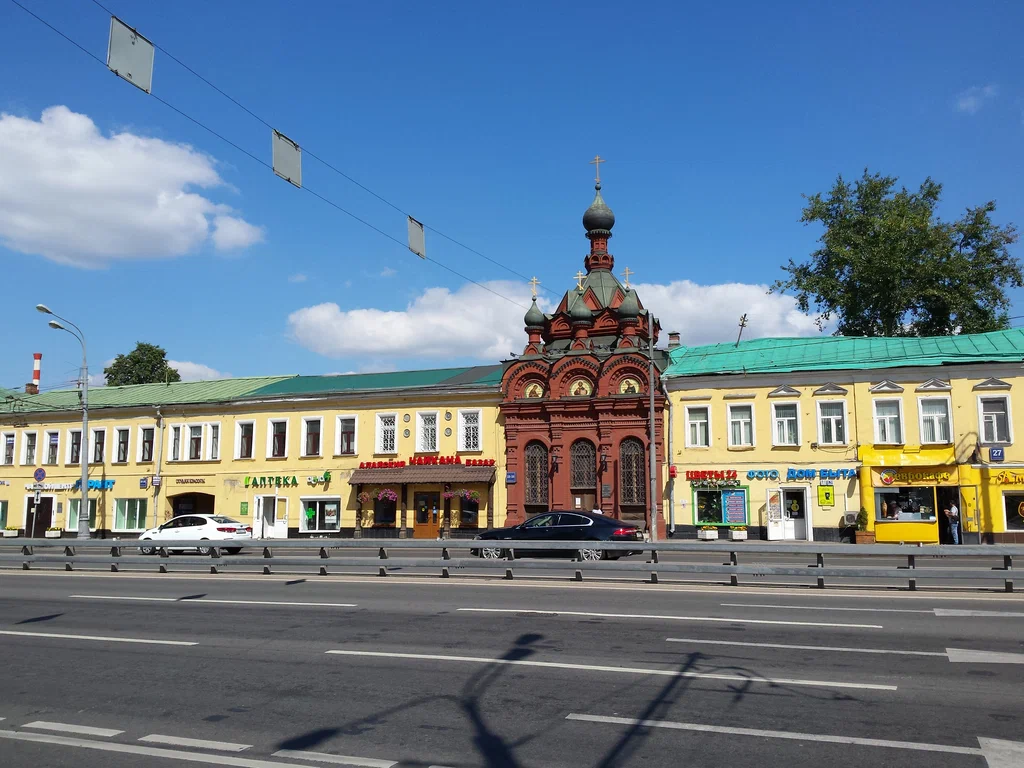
[0,367,504,539]
[662,330,1024,543]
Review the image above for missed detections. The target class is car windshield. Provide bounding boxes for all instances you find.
[210,516,241,524]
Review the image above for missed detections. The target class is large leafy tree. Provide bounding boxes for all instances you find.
[772,170,1020,337]
[104,343,181,386]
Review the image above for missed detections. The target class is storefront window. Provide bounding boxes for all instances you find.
[68,498,98,530]
[459,497,480,528]
[1004,494,1024,532]
[875,488,937,522]
[301,498,341,531]
[694,488,747,525]
[373,498,397,527]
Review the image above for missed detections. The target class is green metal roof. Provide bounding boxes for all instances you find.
[563,270,625,316]
[665,329,1024,377]
[247,365,503,397]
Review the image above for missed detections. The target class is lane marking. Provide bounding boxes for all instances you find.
[324,649,896,691]
[666,637,946,657]
[721,602,931,614]
[140,734,252,752]
[0,630,196,646]
[23,721,123,737]
[946,648,1024,664]
[934,608,1024,618]
[272,748,396,767]
[979,737,1024,768]
[70,595,357,608]
[565,714,981,756]
[457,607,883,629]
[0,728,378,768]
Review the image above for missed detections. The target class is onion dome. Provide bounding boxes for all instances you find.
[582,183,615,234]
[570,289,593,323]
[524,297,545,328]
[617,288,639,320]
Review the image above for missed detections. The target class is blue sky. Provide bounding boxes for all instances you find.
[1,0,1022,390]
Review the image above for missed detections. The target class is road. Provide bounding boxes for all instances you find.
[1,571,1023,767]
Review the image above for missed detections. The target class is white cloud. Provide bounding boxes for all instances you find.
[168,360,230,382]
[287,278,819,362]
[288,273,308,283]
[955,84,998,114]
[380,267,397,277]
[0,105,263,267]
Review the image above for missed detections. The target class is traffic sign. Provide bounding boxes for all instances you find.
[33,489,41,504]
[33,468,46,482]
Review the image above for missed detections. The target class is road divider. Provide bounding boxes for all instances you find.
[0,630,196,646]
[456,607,883,629]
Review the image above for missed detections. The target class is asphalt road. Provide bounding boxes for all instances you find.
[1,571,1023,767]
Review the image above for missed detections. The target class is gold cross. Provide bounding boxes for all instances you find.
[574,270,586,290]
[589,155,605,183]
[528,276,540,298]
[622,267,633,289]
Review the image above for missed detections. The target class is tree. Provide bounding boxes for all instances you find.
[104,343,181,387]
[772,170,1020,337]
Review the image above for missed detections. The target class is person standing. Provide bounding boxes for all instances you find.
[944,501,960,545]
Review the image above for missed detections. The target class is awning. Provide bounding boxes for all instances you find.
[348,465,496,485]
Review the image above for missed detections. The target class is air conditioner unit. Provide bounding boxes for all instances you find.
[843,512,858,526]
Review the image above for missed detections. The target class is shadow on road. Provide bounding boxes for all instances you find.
[15,612,62,624]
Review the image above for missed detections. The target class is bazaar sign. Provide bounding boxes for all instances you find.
[359,456,495,469]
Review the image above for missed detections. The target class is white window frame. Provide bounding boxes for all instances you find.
[458,408,483,452]
[816,399,848,446]
[206,422,221,461]
[1,431,16,466]
[67,497,99,532]
[301,417,323,458]
[66,429,82,464]
[170,425,181,461]
[684,405,711,448]
[918,396,953,445]
[112,427,131,464]
[298,495,343,533]
[375,412,398,455]
[186,423,204,461]
[137,425,155,463]
[113,497,149,533]
[89,427,106,464]
[727,403,755,448]
[978,395,1013,445]
[335,415,358,456]
[267,418,289,459]
[771,401,801,447]
[44,430,60,465]
[235,420,255,460]
[416,410,440,453]
[873,399,904,445]
[20,430,38,465]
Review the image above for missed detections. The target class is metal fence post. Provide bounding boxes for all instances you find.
[907,554,916,591]
[1005,555,1014,594]
[730,551,739,587]
[816,552,825,590]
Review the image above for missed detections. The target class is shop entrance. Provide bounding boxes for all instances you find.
[255,495,288,539]
[413,491,441,539]
[25,495,54,538]
[767,488,809,540]
[171,492,215,517]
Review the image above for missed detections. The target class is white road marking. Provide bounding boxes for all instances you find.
[946,648,1024,664]
[70,595,357,608]
[565,714,982,756]
[140,734,252,752]
[457,607,883,629]
[979,737,1024,768]
[0,629,196,646]
[23,721,123,737]
[721,602,931,614]
[0,728,378,768]
[934,608,1024,618]
[273,748,396,767]
[324,649,896,690]
[666,637,946,657]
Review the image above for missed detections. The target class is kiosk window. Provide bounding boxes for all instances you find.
[875,487,937,522]
[1004,494,1024,532]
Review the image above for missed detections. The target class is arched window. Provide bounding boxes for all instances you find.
[619,438,645,506]
[524,442,549,506]
[570,439,596,489]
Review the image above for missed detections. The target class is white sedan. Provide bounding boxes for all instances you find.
[138,514,252,555]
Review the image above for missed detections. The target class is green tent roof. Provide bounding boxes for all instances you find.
[248,365,503,397]
[665,329,1024,377]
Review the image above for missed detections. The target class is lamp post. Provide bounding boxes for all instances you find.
[37,304,89,539]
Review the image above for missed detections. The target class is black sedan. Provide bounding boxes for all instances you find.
[472,511,645,561]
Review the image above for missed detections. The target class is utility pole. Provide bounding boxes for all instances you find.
[735,314,748,347]
[648,323,658,543]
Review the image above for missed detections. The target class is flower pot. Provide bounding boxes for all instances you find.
[729,529,748,541]
[2,530,18,538]
[697,529,719,541]
[44,530,62,539]
[854,530,876,544]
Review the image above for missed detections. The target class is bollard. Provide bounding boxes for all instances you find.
[730,551,739,587]
[574,569,583,582]
[1005,555,1014,594]
[319,547,329,559]
[907,554,916,591]
[817,552,826,590]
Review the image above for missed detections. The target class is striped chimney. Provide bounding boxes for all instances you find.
[25,353,41,394]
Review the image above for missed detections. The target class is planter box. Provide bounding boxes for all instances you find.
[729,529,748,541]
[854,530,876,544]
[2,530,18,538]
[44,530,62,538]
[697,529,719,541]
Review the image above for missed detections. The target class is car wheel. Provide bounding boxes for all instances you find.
[224,547,242,555]
[577,547,604,562]
[196,540,214,556]
[138,540,155,556]
[480,546,506,559]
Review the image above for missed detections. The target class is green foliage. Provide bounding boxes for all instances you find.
[103,343,181,387]
[773,170,1020,337]
[856,508,869,532]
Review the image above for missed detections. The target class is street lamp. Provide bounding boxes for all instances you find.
[38,304,90,540]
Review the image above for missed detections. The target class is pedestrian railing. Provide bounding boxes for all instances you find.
[1,538,1020,592]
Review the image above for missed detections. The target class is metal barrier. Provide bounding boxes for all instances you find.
[0,538,1019,592]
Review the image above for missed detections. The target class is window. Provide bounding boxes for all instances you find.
[772,403,799,446]
[980,397,1011,444]
[300,498,341,531]
[372,497,397,527]
[376,413,397,455]
[1003,493,1024,532]
[269,420,288,458]
[236,422,254,459]
[685,406,710,448]
[919,398,951,444]
[188,425,203,460]
[303,418,322,457]
[2,433,14,465]
[619,438,645,506]
[139,427,154,463]
[68,498,98,531]
[114,498,148,531]
[570,439,596,489]
[817,401,847,445]
[458,496,480,528]
[68,430,82,464]
[873,400,903,444]
[727,404,754,447]
[875,488,937,522]
[115,428,130,463]
[458,409,481,452]
[0,500,7,528]
[337,416,356,455]
[209,424,220,460]
[91,429,106,463]
[45,431,59,465]
[694,488,748,526]
[524,442,548,506]
[171,426,181,461]
[22,432,37,465]
[416,411,438,453]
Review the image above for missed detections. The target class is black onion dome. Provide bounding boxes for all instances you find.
[617,288,639,319]
[570,289,593,323]
[583,183,615,233]
[524,297,545,328]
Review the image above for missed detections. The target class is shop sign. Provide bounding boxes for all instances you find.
[686,469,739,489]
[244,475,299,489]
[23,480,115,491]
[359,456,496,469]
[307,471,332,486]
[239,501,249,516]
[817,485,835,507]
[175,478,206,485]
[723,490,747,523]
[745,468,856,481]
[994,471,1024,485]
[876,468,953,486]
